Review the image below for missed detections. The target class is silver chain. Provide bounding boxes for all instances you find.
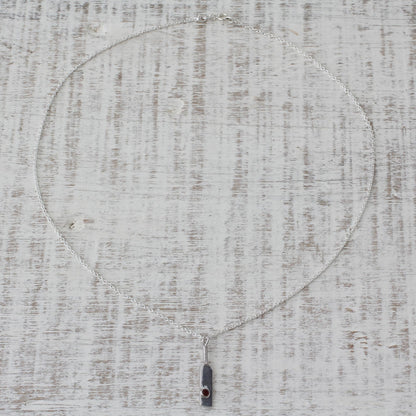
[33,13,376,347]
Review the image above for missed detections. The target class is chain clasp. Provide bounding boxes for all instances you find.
[217,13,233,21]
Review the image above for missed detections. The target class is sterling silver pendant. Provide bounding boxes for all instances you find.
[200,363,213,406]
[200,337,213,406]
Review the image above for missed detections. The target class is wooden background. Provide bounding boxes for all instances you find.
[1,1,415,415]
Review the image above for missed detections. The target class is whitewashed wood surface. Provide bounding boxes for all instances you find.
[1,1,415,415]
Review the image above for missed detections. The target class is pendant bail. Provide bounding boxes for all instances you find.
[202,335,209,363]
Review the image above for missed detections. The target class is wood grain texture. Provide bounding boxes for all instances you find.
[0,1,415,415]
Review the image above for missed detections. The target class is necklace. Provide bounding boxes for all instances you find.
[34,13,376,407]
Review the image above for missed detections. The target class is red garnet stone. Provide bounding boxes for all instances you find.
[201,387,210,398]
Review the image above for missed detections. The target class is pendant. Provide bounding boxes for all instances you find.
[200,337,213,407]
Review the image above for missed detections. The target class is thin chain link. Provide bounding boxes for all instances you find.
[33,13,376,345]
